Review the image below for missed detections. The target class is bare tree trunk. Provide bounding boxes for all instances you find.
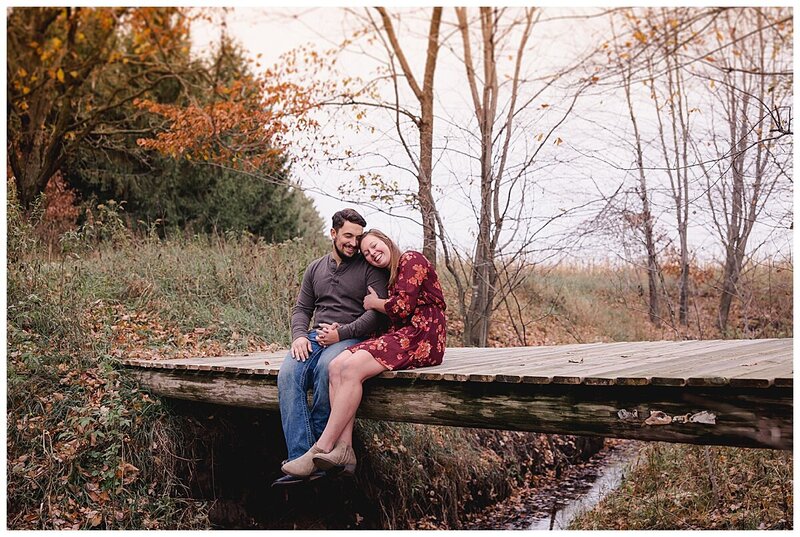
[653,8,692,326]
[417,111,438,266]
[454,7,541,346]
[622,54,661,327]
[674,47,691,327]
[458,7,502,347]
[375,7,442,266]
[707,9,778,333]
[718,89,749,332]
[718,253,740,331]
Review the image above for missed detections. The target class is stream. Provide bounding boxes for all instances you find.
[463,439,643,530]
[175,402,646,530]
[528,441,641,530]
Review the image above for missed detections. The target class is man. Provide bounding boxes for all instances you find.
[273,208,388,486]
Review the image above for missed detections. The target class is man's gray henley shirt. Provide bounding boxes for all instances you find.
[290,253,389,342]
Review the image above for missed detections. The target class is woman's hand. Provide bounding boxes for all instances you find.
[363,286,387,313]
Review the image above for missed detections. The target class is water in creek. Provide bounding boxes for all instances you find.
[528,442,641,530]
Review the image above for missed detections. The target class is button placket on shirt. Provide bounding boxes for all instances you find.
[329,257,339,286]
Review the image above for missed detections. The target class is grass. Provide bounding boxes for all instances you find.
[9,198,549,529]
[481,261,792,347]
[70,233,322,344]
[7,186,793,529]
[569,443,793,530]
[8,201,202,528]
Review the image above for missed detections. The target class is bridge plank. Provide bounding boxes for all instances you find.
[126,352,279,368]
[604,340,781,377]
[421,342,648,381]
[123,339,792,388]
[490,340,727,385]
[584,340,786,386]
[699,354,791,386]
[684,342,792,387]
[726,360,794,387]
[497,340,723,375]
[418,349,531,369]
[590,339,757,369]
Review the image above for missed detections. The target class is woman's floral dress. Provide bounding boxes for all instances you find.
[349,251,447,370]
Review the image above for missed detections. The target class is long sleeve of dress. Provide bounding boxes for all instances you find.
[384,252,430,324]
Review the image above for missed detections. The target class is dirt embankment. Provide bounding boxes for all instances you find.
[169,400,604,529]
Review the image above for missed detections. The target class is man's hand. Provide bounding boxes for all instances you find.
[317,322,340,346]
[291,336,313,361]
[363,286,387,312]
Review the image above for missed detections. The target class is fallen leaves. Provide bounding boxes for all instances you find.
[569,443,793,530]
[97,303,276,362]
[116,462,140,485]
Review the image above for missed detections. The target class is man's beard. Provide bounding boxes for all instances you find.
[334,242,358,262]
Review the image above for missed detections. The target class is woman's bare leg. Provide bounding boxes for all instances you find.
[326,351,357,448]
[326,350,360,447]
[317,350,386,452]
[326,349,347,419]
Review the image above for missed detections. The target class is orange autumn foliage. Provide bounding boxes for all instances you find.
[8,7,195,208]
[37,172,80,245]
[135,43,356,173]
[134,77,285,170]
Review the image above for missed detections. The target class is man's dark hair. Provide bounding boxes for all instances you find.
[332,208,366,230]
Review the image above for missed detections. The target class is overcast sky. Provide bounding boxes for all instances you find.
[190,7,793,264]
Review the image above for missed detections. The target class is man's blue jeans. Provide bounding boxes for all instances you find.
[277,330,361,461]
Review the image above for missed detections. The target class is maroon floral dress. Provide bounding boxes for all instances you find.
[349,251,447,370]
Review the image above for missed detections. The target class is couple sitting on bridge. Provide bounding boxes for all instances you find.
[274,208,447,486]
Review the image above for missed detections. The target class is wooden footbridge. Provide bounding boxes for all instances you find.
[124,338,792,450]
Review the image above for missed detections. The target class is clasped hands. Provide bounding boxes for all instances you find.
[316,287,387,348]
[290,323,342,360]
[316,322,340,347]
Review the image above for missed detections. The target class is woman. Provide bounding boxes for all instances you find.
[281,229,447,478]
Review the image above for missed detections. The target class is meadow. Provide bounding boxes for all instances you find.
[7,197,792,529]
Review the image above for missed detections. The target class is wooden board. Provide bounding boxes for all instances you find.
[123,338,793,388]
[126,368,793,450]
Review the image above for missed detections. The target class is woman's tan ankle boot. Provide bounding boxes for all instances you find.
[281,443,325,478]
[313,443,356,476]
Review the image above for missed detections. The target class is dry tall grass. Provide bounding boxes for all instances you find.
[466,261,792,348]
[570,443,792,530]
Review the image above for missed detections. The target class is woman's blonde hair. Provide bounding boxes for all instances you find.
[360,229,403,286]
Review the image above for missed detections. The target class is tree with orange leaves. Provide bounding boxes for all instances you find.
[133,39,345,181]
[7,7,195,209]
